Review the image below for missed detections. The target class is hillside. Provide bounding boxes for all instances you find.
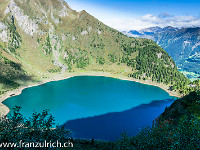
[115,91,200,149]
[154,27,200,75]
[159,91,200,124]
[0,0,190,98]
[126,26,200,79]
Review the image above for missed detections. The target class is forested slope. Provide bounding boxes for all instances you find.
[0,0,192,96]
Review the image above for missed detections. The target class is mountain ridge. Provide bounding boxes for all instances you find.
[0,0,194,106]
[124,26,178,39]
[154,27,200,76]
[126,26,200,79]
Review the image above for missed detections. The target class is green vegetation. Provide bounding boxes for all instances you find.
[118,115,200,149]
[37,38,42,44]
[178,79,200,95]
[64,50,74,72]
[0,106,71,147]
[108,54,118,63]
[129,44,190,92]
[0,52,27,91]
[5,17,22,53]
[97,56,105,65]
[76,56,89,69]
[122,43,137,55]
[160,91,200,122]
[154,27,200,75]
[0,0,193,97]
[47,68,61,73]
[2,56,21,70]
[118,40,191,92]
[0,106,115,149]
[1,92,199,149]
[0,1,199,149]
[116,91,200,149]
[43,34,52,54]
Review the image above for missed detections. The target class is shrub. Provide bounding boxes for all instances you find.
[0,106,71,144]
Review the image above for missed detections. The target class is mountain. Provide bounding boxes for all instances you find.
[127,26,200,78]
[125,26,178,39]
[154,27,200,75]
[128,30,142,36]
[0,0,190,96]
[139,26,163,35]
[0,1,199,149]
[162,26,177,32]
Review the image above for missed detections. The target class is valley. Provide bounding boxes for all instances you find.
[0,0,199,149]
[126,26,200,80]
[0,0,194,116]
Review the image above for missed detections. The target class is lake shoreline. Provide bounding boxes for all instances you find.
[0,71,181,116]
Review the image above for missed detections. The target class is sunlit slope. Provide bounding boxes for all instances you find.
[0,0,189,94]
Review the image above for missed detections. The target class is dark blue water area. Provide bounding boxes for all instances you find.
[64,99,174,141]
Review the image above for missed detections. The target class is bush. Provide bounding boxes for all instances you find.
[0,106,71,144]
[116,92,200,149]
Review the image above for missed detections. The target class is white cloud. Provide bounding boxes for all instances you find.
[103,14,200,31]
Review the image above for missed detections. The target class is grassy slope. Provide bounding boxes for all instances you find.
[0,0,191,97]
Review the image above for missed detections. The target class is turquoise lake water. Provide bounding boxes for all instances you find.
[3,76,174,140]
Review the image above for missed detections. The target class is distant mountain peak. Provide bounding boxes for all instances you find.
[124,25,200,76]
[124,26,177,40]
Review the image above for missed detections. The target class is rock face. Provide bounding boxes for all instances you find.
[0,0,77,76]
[0,22,8,42]
[4,0,39,36]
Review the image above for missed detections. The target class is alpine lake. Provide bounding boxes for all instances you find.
[3,76,175,141]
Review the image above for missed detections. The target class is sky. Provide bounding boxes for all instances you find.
[66,0,200,31]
